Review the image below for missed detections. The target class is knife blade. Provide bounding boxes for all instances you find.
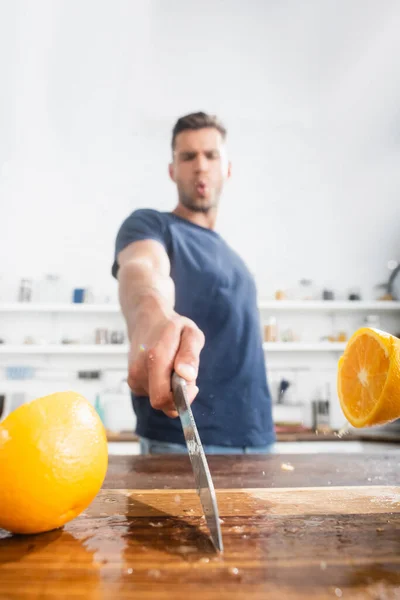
[171,371,223,553]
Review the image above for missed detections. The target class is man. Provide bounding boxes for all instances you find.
[112,112,275,454]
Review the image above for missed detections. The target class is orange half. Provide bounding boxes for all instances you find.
[337,327,400,428]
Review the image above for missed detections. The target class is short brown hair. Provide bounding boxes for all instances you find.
[171,112,227,149]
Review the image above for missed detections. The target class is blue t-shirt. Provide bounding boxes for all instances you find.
[112,209,275,447]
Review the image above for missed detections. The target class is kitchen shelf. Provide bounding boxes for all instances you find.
[0,301,399,313]
[0,303,121,313]
[0,345,129,355]
[258,300,400,311]
[263,342,346,352]
[0,343,346,354]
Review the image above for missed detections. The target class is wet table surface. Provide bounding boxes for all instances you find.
[1,454,400,599]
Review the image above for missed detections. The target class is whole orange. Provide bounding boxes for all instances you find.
[0,391,108,534]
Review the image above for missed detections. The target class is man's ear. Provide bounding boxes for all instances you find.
[168,163,176,182]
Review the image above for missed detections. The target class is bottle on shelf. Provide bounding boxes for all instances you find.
[264,317,278,342]
[18,279,33,302]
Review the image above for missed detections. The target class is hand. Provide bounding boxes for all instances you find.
[127,314,205,418]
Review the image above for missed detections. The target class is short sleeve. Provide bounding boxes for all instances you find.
[111,209,168,279]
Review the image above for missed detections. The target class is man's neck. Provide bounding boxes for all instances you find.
[172,204,217,230]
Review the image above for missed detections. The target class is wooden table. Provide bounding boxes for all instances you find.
[1,454,400,599]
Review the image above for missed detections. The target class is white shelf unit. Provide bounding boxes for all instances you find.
[258,300,400,312]
[0,301,399,313]
[263,342,346,352]
[0,301,399,432]
[0,303,121,313]
[0,302,398,357]
[0,306,129,382]
[0,345,129,355]
[0,342,347,354]
[258,301,400,345]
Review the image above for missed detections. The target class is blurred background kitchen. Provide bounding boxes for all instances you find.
[1,0,400,454]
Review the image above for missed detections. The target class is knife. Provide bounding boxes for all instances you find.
[171,371,224,553]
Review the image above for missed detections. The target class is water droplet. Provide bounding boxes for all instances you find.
[262,471,265,476]
[177,546,197,555]
[149,522,164,528]
[367,477,372,482]
[336,423,350,438]
[281,463,294,471]
[229,567,240,576]
[126,568,133,575]
[148,569,161,579]
[219,518,224,524]
[242,534,249,539]
[335,588,343,598]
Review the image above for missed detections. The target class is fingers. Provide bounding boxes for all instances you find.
[127,361,147,396]
[128,316,204,417]
[148,318,204,416]
[147,319,182,412]
[162,384,199,418]
[174,323,205,383]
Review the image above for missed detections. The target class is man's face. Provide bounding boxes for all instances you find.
[169,128,231,213]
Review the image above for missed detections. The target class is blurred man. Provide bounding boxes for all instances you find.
[112,112,275,454]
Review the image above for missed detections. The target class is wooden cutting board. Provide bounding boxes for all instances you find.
[1,485,400,599]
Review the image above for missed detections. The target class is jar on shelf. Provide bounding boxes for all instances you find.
[281,327,295,342]
[348,287,361,301]
[295,279,318,301]
[275,289,286,301]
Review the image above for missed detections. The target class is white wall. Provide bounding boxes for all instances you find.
[1,0,400,303]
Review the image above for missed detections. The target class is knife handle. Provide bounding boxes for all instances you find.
[171,371,190,415]
[171,371,186,393]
